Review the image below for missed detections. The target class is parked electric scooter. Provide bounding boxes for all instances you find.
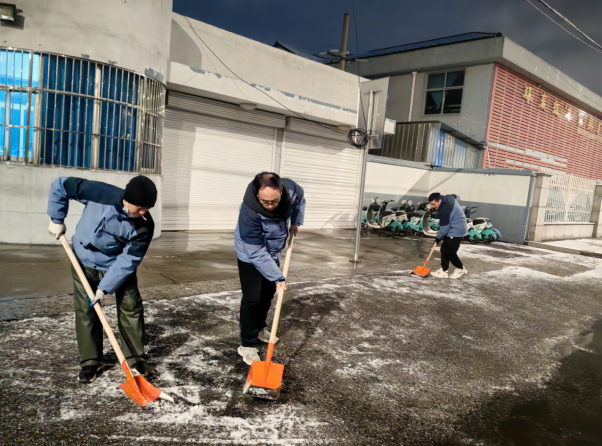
[389,205,409,235]
[365,197,398,230]
[361,197,380,230]
[361,205,369,230]
[462,206,480,244]
[416,204,440,238]
[400,200,415,213]
[462,206,502,243]
[471,216,502,243]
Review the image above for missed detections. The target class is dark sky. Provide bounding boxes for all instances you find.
[173,0,602,96]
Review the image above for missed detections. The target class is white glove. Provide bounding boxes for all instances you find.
[90,289,107,307]
[48,221,66,239]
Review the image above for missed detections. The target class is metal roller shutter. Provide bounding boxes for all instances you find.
[168,91,286,129]
[162,108,276,230]
[280,131,362,229]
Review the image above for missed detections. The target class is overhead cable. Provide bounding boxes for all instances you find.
[526,0,602,54]
[183,17,348,138]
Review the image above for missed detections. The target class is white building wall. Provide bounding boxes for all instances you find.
[1,0,172,81]
[385,64,495,145]
[427,171,531,207]
[364,160,534,243]
[0,164,162,245]
[167,13,360,127]
[365,161,430,201]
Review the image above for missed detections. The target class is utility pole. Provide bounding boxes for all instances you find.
[339,13,350,71]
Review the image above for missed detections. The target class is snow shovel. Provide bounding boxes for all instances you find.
[242,235,295,400]
[59,235,174,407]
[411,241,438,278]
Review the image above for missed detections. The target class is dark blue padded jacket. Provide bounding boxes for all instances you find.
[234,178,305,283]
[436,194,468,239]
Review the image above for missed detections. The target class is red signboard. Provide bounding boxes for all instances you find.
[485,64,602,180]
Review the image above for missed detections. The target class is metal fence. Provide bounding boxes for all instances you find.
[1,47,165,173]
[541,168,597,223]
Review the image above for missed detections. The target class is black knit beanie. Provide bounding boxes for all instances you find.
[123,176,157,209]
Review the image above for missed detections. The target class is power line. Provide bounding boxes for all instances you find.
[183,17,349,138]
[532,0,602,52]
[526,0,602,55]
[524,0,602,104]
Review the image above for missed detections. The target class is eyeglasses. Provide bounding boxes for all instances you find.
[258,197,281,206]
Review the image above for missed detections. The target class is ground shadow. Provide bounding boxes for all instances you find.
[436,319,602,446]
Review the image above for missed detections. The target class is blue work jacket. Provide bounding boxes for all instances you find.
[48,177,154,294]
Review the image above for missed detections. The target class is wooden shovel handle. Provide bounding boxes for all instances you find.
[59,235,128,367]
[423,241,438,267]
[267,236,294,346]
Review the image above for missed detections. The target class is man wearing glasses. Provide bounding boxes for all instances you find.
[234,172,305,364]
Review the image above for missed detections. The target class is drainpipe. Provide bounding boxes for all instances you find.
[408,71,418,122]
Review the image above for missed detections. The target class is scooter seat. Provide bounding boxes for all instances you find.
[382,211,395,217]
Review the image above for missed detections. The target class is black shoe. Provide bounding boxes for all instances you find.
[135,362,156,378]
[78,365,101,384]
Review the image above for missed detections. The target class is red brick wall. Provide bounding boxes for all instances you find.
[485,64,602,180]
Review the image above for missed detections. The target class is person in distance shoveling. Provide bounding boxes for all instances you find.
[235,172,305,365]
[47,176,157,384]
[428,192,468,279]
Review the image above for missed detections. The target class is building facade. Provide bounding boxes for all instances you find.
[0,1,380,244]
[343,33,602,236]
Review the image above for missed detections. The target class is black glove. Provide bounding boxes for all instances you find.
[435,237,442,245]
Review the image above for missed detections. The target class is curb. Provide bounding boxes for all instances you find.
[526,241,602,259]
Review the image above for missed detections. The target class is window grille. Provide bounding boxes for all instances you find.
[0,48,165,173]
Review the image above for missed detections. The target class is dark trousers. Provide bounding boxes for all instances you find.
[440,237,463,271]
[72,263,147,368]
[238,259,277,347]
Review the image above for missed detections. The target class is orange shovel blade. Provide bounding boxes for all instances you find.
[246,360,285,390]
[120,379,153,407]
[412,265,431,277]
[118,361,162,407]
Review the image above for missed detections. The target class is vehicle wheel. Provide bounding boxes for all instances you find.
[483,234,494,244]
[394,226,403,235]
[361,223,369,230]
[405,227,415,236]
[469,235,479,244]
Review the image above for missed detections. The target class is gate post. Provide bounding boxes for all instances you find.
[527,173,551,242]
[591,184,602,238]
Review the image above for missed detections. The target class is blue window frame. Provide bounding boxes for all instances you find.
[1,48,164,173]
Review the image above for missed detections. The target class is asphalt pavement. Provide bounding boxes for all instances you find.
[2,231,602,445]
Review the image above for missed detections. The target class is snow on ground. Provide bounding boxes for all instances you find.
[2,242,602,444]
[543,237,602,254]
[0,289,333,445]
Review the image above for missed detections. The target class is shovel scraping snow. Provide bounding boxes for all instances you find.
[411,241,438,278]
[59,235,173,408]
[242,235,295,400]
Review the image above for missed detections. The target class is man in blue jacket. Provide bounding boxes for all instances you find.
[47,175,157,383]
[428,192,468,279]
[234,172,305,365]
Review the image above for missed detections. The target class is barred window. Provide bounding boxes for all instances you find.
[0,48,165,173]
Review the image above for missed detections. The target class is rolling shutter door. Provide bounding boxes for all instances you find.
[280,131,362,229]
[162,108,276,230]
